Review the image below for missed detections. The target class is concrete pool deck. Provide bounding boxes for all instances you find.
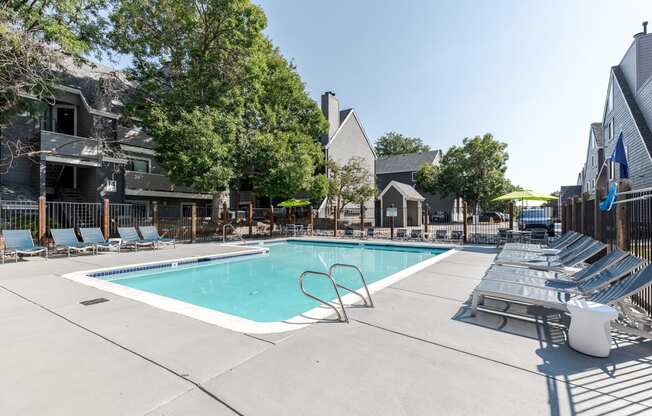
[0,240,651,415]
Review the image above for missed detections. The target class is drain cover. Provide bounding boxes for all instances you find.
[79,298,109,306]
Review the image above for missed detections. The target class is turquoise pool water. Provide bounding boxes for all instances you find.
[100,241,446,322]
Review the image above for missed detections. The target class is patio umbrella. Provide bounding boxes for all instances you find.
[277,199,311,224]
[492,190,558,203]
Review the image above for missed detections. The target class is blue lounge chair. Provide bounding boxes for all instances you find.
[50,228,95,256]
[139,226,176,248]
[1,229,47,263]
[117,227,156,251]
[80,228,120,253]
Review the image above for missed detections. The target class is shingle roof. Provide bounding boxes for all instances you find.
[375,150,441,174]
[590,122,604,147]
[382,180,425,201]
[612,66,652,157]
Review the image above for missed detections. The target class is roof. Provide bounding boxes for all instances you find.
[380,180,425,201]
[590,123,604,147]
[375,150,441,175]
[612,66,652,159]
[324,109,377,158]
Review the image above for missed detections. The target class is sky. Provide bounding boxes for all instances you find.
[250,0,650,194]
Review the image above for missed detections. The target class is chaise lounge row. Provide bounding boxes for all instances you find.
[1,226,175,264]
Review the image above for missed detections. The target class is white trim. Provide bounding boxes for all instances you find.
[44,155,100,167]
[62,239,456,334]
[124,189,213,200]
[120,144,158,156]
[324,110,377,159]
[57,85,120,119]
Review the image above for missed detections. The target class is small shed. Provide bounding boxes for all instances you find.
[379,181,425,227]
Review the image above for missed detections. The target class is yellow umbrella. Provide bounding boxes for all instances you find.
[492,190,558,202]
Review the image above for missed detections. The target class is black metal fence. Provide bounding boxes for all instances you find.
[0,200,39,233]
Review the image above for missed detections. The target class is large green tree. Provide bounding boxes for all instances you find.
[109,0,327,209]
[327,157,377,216]
[374,131,431,157]
[417,133,509,208]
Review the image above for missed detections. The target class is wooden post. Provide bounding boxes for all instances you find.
[333,200,339,237]
[463,201,468,243]
[509,202,514,230]
[580,196,586,234]
[102,197,110,239]
[269,204,274,237]
[424,208,429,233]
[594,194,602,242]
[360,203,364,232]
[38,195,46,245]
[222,202,228,224]
[616,181,631,251]
[569,197,576,232]
[152,201,159,230]
[309,206,314,235]
[248,202,253,237]
[191,203,197,242]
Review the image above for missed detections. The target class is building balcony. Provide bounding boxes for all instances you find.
[40,131,101,166]
[124,171,212,200]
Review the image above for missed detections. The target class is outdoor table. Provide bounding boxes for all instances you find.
[566,299,619,357]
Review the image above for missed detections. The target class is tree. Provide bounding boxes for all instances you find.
[417,133,509,209]
[110,0,327,214]
[374,132,431,157]
[327,157,377,216]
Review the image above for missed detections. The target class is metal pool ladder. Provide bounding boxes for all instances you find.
[298,263,374,324]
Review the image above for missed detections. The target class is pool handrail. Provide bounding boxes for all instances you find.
[299,270,349,323]
[329,263,374,307]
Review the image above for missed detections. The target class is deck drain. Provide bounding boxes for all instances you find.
[79,298,109,306]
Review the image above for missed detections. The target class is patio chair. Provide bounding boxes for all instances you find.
[503,231,581,253]
[409,229,423,241]
[79,228,120,253]
[50,228,96,256]
[1,229,48,263]
[483,255,643,295]
[117,227,156,251]
[496,241,606,272]
[139,226,176,248]
[395,228,407,240]
[434,229,448,242]
[487,249,629,283]
[470,262,652,318]
[496,236,594,263]
[450,230,463,243]
[343,227,355,238]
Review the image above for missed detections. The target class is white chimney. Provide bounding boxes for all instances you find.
[321,91,340,138]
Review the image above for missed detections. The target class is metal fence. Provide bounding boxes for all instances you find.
[109,203,151,237]
[46,201,102,232]
[0,200,39,234]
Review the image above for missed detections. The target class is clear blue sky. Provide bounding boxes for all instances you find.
[252,0,649,193]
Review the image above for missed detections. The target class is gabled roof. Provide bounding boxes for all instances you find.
[324,109,377,158]
[376,150,441,175]
[590,123,604,147]
[380,180,425,201]
[611,66,652,160]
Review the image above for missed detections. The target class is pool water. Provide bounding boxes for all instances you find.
[101,241,446,322]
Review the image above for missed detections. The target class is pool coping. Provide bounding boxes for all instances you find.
[62,239,457,334]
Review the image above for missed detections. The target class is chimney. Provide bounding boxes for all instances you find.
[635,21,648,38]
[321,91,340,138]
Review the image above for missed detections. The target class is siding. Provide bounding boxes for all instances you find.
[605,70,652,189]
[0,116,39,190]
[326,112,376,223]
[637,35,652,90]
[620,42,637,92]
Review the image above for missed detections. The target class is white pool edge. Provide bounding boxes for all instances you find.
[62,241,457,334]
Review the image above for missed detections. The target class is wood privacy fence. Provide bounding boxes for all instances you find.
[561,185,652,317]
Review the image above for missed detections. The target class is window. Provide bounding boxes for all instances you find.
[127,158,150,173]
[54,105,76,136]
[592,155,595,167]
[411,171,417,182]
[606,81,613,114]
[610,120,614,141]
[609,160,616,180]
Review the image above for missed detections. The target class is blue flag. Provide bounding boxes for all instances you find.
[611,132,629,179]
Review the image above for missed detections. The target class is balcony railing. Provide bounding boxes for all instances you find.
[124,171,197,194]
[40,131,100,160]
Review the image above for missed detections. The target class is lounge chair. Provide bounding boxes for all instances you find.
[486,249,629,283]
[365,228,375,239]
[503,231,581,253]
[50,228,96,256]
[451,230,463,243]
[139,226,176,248]
[117,227,156,251]
[343,227,355,238]
[80,228,120,252]
[483,255,643,295]
[395,228,407,240]
[495,240,606,271]
[1,229,48,263]
[434,229,448,242]
[409,229,423,241]
[470,262,652,317]
[496,236,594,262]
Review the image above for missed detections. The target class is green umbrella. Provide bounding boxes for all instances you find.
[277,199,311,207]
[492,190,558,202]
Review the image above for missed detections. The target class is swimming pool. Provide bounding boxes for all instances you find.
[65,239,452,333]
